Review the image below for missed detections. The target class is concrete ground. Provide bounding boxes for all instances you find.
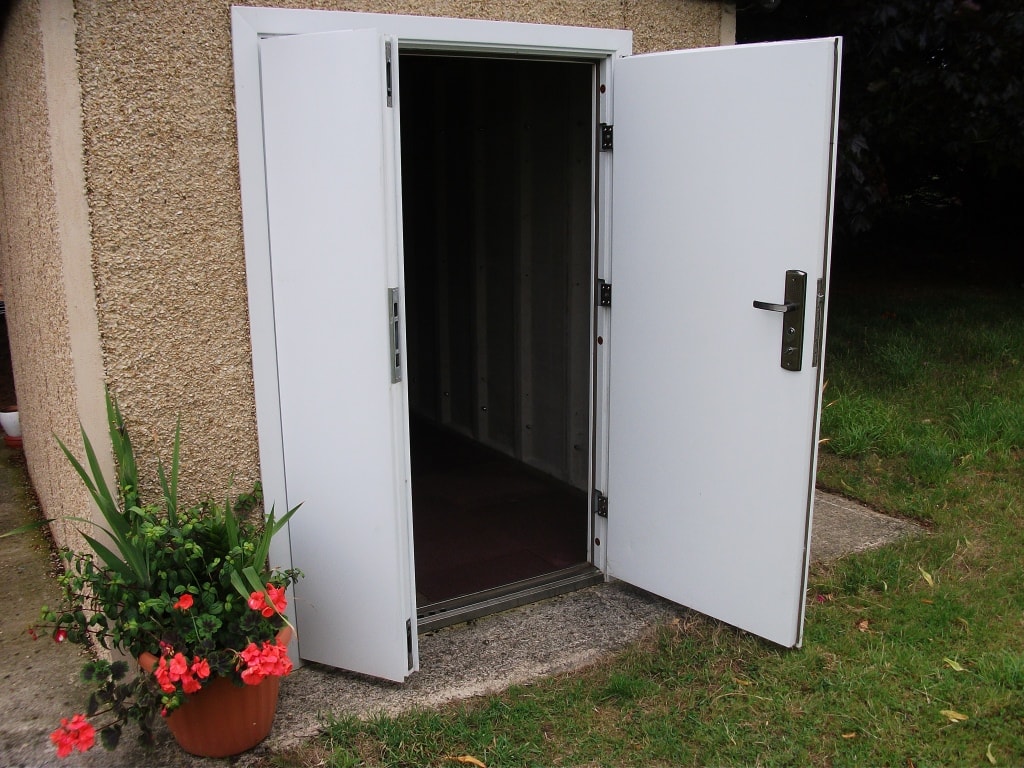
[0,444,922,768]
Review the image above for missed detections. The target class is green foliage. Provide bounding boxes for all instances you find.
[42,390,301,752]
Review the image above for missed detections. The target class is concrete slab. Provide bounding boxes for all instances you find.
[0,438,921,767]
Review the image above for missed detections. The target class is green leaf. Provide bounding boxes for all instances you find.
[100,724,122,751]
[0,519,54,538]
[157,416,181,526]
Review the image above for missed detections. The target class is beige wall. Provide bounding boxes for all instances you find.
[0,0,107,549]
[2,0,727,524]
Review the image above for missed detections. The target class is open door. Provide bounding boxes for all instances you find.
[607,38,840,647]
[259,29,417,681]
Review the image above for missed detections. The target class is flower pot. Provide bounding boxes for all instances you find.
[139,627,291,758]
[0,407,20,437]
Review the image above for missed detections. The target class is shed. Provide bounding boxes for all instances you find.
[0,1,839,684]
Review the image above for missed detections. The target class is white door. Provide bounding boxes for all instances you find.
[259,29,417,681]
[607,38,840,647]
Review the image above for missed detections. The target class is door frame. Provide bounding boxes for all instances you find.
[232,8,630,638]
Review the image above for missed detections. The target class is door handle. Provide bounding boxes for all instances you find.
[752,300,797,313]
[753,270,807,371]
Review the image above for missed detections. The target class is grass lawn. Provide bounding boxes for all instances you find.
[296,284,1024,767]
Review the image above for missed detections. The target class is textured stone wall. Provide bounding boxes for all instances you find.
[71,0,726,502]
[0,0,100,549]
[1,0,724,517]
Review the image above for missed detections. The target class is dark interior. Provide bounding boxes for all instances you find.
[398,54,595,607]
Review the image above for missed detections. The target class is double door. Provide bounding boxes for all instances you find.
[256,25,840,683]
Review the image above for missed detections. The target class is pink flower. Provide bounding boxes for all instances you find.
[50,713,95,757]
[173,593,194,611]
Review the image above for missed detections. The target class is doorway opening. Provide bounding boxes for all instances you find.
[398,54,600,626]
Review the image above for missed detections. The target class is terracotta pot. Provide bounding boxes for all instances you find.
[139,626,291,758]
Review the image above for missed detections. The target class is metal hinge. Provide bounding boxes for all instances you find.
[385,41,393,108]
[812,277,826,368]
[600,123,613,151]
[389,287,402,382]
[594,490,609,518]
[597,279,612,307]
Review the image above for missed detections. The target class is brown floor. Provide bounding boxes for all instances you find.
[410,419,588,605]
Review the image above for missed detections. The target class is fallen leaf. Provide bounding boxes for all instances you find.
[921,599,934,604]
[733,677,753,686]
[940,709,968,722]
[856,618,871,632]
[986,742,997,765]
[453,757,487,768]
[943,658,965,672]
[918,565,935,587]
[841,732,857,739]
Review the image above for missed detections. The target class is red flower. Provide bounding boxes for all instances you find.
[237,639,293,685]
[190,657,211,680]
[172,593,194,611]
[266,584,287,614]
[248,584,288,618]
[53,628,68,643]
[153,652,211,695]
[50,713,95,757]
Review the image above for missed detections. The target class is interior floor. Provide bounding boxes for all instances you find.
[411,418,589,607]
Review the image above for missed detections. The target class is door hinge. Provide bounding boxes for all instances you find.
[389,287,402,382]
[600,123,613,151]
[812,277,826,368]
[597,279,612,307]
[406,618,413,670]
[385,41,393,108]
[594,490,609,518]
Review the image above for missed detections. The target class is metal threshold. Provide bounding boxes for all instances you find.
[417,563,603,633]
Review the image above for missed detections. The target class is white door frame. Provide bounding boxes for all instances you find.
[231,8,630,651]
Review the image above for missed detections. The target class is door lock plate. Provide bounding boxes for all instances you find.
[753,269,807,372]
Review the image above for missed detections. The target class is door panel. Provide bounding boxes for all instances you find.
[607,39,840,646]
[260,29,417,681]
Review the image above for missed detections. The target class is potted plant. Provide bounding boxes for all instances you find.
[36,393,301,758]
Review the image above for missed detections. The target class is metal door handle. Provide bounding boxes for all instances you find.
[753,270,807,371]
[752,300,797,313]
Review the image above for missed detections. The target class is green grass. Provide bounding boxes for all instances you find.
[301,285,1024,767]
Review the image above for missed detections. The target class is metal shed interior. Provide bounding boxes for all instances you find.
[398,54,599,620]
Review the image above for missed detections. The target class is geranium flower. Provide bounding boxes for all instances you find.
[248,584,288,618]
[237,638,293,685]
[153,652,211,695]
[49,713,95,757]
[172,593,194,611]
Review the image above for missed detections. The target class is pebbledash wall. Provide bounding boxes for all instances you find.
[0,0,733,548]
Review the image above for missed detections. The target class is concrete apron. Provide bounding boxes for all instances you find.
[0,441,921,768]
